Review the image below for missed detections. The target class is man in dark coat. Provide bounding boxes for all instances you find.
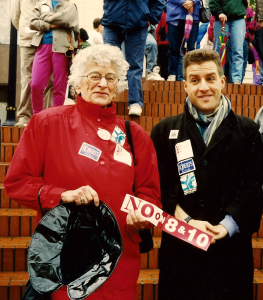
[151,49,263,300]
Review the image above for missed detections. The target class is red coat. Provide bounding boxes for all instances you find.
[4,97,161,300]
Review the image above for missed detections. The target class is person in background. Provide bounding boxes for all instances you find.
[102,0,164,117]
[88,18,103,45]
[166,0,201,82]
[210,0,247,84]
[252,46,262,85]
[79,28,90,50]
[145,25,165,81]
[29,0,79,114]
[156,9,169,80]
[11,0,53,127]
[256,0,263,28]
[4,44,161,300]
[151,49,263,300]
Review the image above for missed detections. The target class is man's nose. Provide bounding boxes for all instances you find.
[199,79,209,90]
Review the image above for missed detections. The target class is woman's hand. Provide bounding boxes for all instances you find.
[126,209,149,230]
[61,185,99,206]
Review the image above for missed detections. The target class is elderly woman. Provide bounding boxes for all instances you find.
[4,44,161,300]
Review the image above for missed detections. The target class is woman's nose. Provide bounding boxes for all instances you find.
[98,77,108,87]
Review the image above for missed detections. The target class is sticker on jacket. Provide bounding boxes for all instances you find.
[169,130,179,139]
[178,158,196,176]
[175,139,194,162]
[180,172,197,195]
[111,126,126,146]
[114,144,131,166]
[78,142,102,162]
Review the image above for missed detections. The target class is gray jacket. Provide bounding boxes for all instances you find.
[256,0,263,22]
[30,0,79,53]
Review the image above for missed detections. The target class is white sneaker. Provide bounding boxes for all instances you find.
[167,75,176,81]
[117,80,128,93]
[147,66,165,81]
[128,104,142,116]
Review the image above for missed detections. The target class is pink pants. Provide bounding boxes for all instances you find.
[30,44,69,114]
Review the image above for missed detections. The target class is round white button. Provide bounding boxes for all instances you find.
[97,128,111,140]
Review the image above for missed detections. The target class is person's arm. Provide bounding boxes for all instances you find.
[39,3,79,36]
[11,0,20,30]
[148,0,165,26]
[4,116,66,212]
[209,0,224,19]
[30,3,51,32]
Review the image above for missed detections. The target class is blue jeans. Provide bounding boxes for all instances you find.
[168,21,199,80]
[103,25,148,107]
[145,32,158,73]
[214,19,245,83]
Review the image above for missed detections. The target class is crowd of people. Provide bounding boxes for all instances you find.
[6,1,263,299]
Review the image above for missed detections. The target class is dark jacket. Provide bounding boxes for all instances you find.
[210,0,247,21]
[166,0,201,23]
[151,103,263,300]
[102,0,165,29]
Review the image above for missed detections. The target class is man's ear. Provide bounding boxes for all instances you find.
[75,86,81,94]
[221,75,226,90]
[183,80,188,93]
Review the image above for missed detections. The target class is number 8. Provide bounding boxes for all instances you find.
[165,218,178,233]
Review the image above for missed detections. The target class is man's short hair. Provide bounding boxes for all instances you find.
[183,49,223,79]
[93,18,102,29]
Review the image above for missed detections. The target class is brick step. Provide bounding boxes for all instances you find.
[1,269,263,300]
[0,163,9,183]
[0,144,17,163]
[0,209,36,237]
[0,237,30,272]
[0,236,161,272]
[0,184,25,209]
[0,270,159,300]
[1,127,24,144]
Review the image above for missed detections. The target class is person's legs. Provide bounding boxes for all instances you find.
[228,19,246,83]
[103,25,124,49]
[125,25,148,107]
[261,61,263,85]
[158,44,169,80]
[15,46,36,126]
[168,22,184,77]
[145,32,158,73]
[30,44,53,114]
[242,39,249,82]
[52,52,69,107]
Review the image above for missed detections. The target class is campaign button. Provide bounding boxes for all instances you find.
[177,158,196,175]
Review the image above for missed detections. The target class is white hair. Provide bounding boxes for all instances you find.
[68,44,129,88]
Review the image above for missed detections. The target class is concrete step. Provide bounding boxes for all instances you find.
[0,209,36,237]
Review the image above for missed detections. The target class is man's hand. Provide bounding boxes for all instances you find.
[209,224,228,242]
[61,185,99,206]
[258,21,263,28]
[219,13,227,25]
[188,219,219,244]
[183,1,194,12]
[249,43,253,52]
[126,209,149,230]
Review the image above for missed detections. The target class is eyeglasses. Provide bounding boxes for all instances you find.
[80,72,119,84]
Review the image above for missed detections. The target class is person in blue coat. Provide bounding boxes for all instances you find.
[102,0,165,116]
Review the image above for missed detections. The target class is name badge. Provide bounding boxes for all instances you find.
[175,140,194,162]
[180,172,197,195]
[78,143,102,162]
[178,158,196,176]
[111,126,126,146]
[114,144,131,166]
[169,130,179,139]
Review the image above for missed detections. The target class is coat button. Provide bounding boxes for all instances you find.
[199,200,205,207]
[98,119,101,122]
[54,38,57,41]
[100,161,105,165]
[50,200,54,204]
[202,159,208,166]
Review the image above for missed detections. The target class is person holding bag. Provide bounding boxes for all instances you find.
[30,0,79,114]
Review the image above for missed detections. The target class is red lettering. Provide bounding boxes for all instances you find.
[124,196,143,211]
[141,204,154,218]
